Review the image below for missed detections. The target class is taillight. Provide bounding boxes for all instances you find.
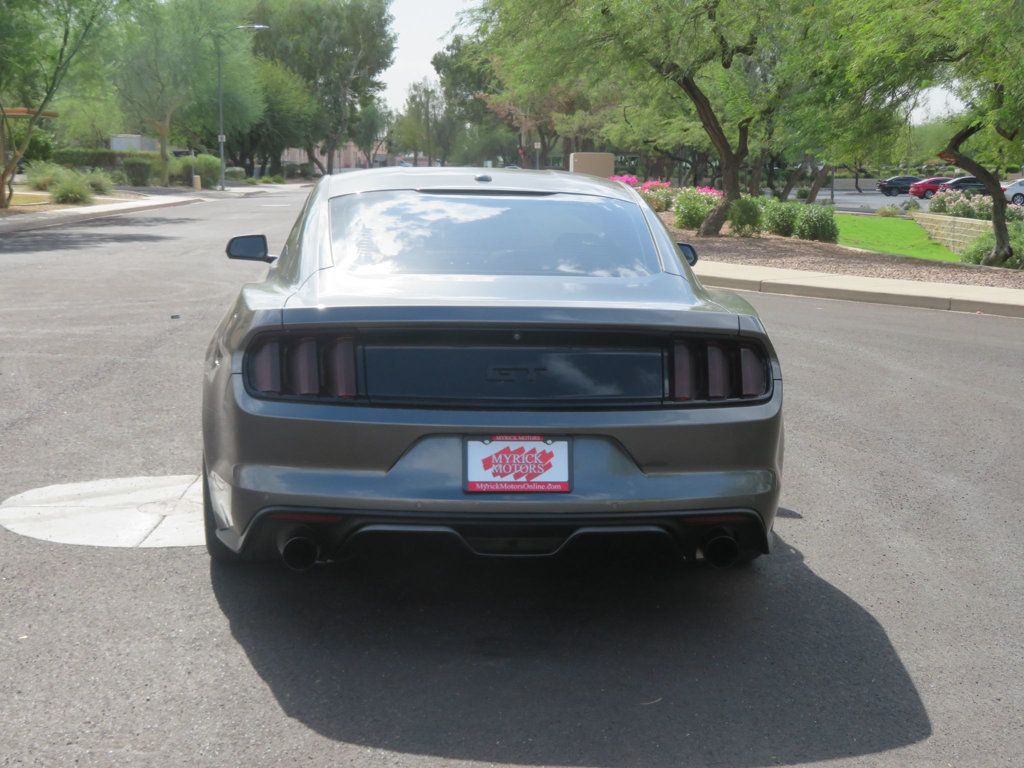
[671,339,769,403]
[247,334,356,399]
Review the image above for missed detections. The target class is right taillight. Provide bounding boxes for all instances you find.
[247,334,356,400]
[671,339,769,403]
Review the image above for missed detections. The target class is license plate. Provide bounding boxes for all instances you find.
[465,435,571,493]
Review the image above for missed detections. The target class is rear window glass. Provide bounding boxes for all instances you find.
[328,190,660,277]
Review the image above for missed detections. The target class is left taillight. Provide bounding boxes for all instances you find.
[670,339,770,403]
[246,334,356,399]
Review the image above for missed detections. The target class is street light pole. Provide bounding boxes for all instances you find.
[215,34,225,191]
[207,24,268,192]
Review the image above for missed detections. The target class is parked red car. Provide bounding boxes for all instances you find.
[909,177,952,199]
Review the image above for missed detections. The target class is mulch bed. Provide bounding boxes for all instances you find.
[659,212,1024,290]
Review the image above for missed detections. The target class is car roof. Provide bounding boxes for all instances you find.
[324,167,636,202]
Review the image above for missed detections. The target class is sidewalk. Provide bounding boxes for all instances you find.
[695,260,1024,318]
[0,183,303,235]
[0,195,196,235]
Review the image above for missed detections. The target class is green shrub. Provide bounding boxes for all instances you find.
[929,193,948,213]
[51,148,159,171]
[122,157,153,186]
[640,186,674,212]
[193,154,221,188]
[244,176,260,185]
[762,199,800,236]
[283,161,302,178]
[84,169,113,194]
[225,166,246,181]
[876,205,901,217]
[961,222,1024,269]
[674,187,720,229]
[794,204,839,243]
[298,162,315,179]
[727,195,761,236]
[260,174,285,184]
[25,161,67,191]
[49,171,94,204]
[949,197,975,219]
[901,198,921,212]
[795,187,810,200]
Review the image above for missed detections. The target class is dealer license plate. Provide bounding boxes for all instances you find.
[464,435,571,493]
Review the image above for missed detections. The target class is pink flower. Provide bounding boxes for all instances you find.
[639,179,672,192]
[609,174,639,186]
[695,186,724,198]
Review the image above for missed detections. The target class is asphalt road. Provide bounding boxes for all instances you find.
[1,191,1022,767]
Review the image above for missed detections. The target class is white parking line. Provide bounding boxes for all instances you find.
[0,476,204,548]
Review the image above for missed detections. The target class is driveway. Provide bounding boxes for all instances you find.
[0,193,1021,767]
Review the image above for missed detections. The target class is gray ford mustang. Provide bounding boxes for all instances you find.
[202,168,783,570]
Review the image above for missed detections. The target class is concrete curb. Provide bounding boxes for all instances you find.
[0,196,196,235]
[696,261,1024,319]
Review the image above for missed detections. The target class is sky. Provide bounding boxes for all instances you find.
[381,0,473,111]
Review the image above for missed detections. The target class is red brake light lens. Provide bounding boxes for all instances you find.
[247,334,356,399]
[671,339,769,403]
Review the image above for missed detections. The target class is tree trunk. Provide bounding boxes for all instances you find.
[700,151,742,236]
[157,117,171,186]
[939,123,1013,266]
[0,123,10,209]
[805,164,829,203]
[748,153,764,196]
[780,165,803,200]
[305,142,326,175]
[324,135,338,175]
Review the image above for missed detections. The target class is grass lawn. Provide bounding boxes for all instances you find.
[9,192,49,205]
[836,213,960,262]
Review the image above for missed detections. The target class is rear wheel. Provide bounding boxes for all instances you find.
[924,190,934,199]
[203,462,242,564]
[1013,193,1024,205]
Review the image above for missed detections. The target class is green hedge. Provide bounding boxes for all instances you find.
[51,148,160,170]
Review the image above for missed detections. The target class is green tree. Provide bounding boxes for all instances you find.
[0,0,115,207]
[116,0,262,185]
[841,0,1024,265]
[481,0,790,232]
[255,0,396,174]
[350,98,392,167]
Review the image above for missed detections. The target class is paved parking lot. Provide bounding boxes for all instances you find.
[1,192,1022,767]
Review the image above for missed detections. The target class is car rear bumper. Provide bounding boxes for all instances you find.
[203,376,784,559]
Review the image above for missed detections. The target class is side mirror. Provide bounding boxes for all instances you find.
[226,234,273,262]
[677,242,698,267]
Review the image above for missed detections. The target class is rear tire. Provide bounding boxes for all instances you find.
[1013,193,1024,205]
[203,462,242,564]
[924,190,934,199]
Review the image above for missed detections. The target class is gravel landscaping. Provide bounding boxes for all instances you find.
[661,213,1024,290]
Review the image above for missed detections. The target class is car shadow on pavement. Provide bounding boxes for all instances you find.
[0,217,195,254]
[211,534,930,767]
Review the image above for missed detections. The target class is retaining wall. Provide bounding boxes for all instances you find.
[910,212,991,253]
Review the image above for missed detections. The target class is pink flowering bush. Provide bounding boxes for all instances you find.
[674,186,724,228]
[639,179,671,192]
[609,174,639,185]
[695,185,724,198]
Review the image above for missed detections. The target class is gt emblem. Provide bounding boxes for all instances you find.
[485,366,547,383]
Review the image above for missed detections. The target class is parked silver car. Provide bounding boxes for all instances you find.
[1003,178,1024,206]
[202,168,784,570]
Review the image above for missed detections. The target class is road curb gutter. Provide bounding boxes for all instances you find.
[697,266,1024,319]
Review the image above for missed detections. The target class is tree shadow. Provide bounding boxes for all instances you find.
[211,533,930,767]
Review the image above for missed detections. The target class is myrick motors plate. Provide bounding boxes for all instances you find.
[465,435,571,493]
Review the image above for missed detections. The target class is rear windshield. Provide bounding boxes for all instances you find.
[328,190,660,277]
